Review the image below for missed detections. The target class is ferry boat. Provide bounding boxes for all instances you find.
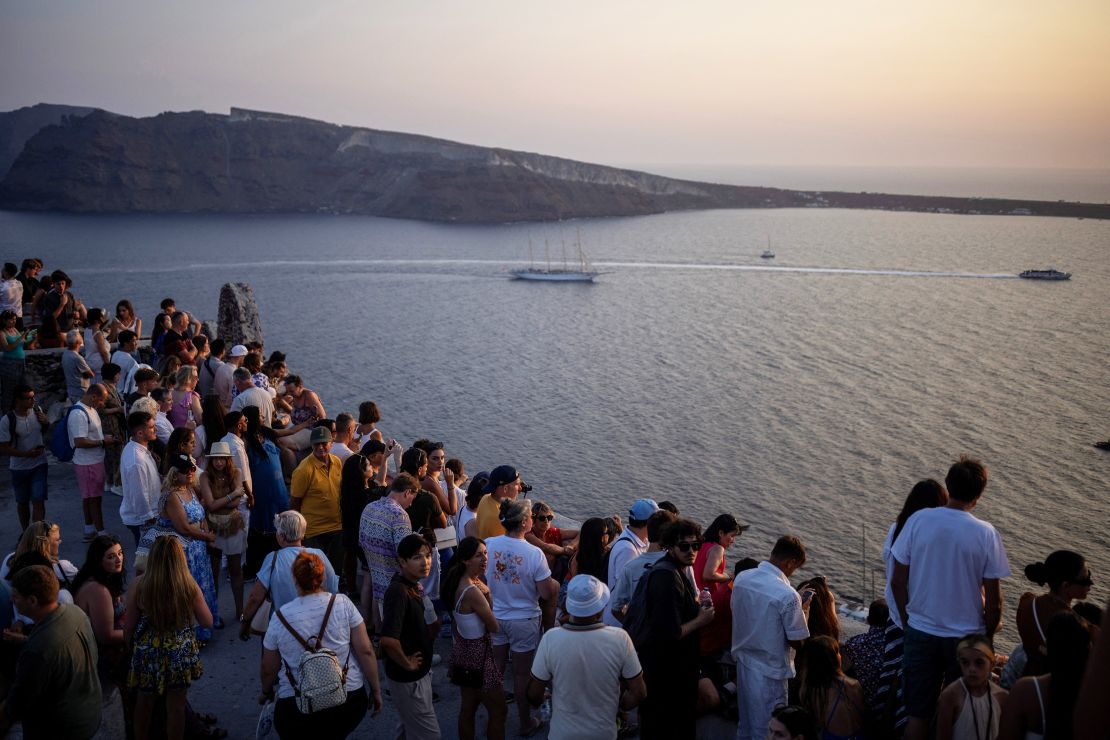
[1019,269,1071,280]
[760,250,775,259]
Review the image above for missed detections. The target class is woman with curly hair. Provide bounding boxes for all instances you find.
[124,535,213,740]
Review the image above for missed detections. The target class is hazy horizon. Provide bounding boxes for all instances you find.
[3,1,1109,171]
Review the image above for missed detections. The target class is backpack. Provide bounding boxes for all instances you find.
[623,556,680,650]
[48,405,90,463]
[274,594,350,714]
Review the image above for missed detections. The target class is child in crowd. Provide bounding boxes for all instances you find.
[936,635,1007,740]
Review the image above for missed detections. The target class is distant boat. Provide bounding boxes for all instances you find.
[760,236,775,259]
[512,228,600,282]
[1019,269,1071,280]
[1095,440,1110,451]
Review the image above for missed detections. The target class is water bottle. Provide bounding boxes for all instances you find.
[699,587,713,609]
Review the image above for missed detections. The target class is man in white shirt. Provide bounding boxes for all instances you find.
[149,388,174,444]
[230,367,275,428]
[109,331,139,394]
[330,413,356,464]
[891,456,1010,740]
[608,509,676,623]
[529,575,647,740]
[68,384,115,542]
[731,535,814,740]
[602,498,658,627]
[0,384,49,530]
[0,263,23,319]
[214,345,247,409]
[197,338,225,399]
[119,411,161,546]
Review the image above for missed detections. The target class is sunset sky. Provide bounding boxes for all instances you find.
[2,1,1108,170]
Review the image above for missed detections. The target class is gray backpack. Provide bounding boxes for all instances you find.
[274,594,350,713]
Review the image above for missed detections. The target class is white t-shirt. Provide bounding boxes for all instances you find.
[457,507,477,540]
[231,386,275,428]
[532,624,643,740]
[330,442,354,465]
[602,529,647,626]
[889,506,1011,637]
[220,433,252,491]
[0,409,47,471]
[67,403,104,466]
[484,535,551,620]
[731,561,810,680]
[154,412,173,445]
[262,591,365,699]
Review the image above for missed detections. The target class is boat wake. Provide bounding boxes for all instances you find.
[68,258,1020,280]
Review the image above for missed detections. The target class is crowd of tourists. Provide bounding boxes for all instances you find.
[0,258,1107,740]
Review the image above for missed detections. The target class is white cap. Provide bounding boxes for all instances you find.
[565,574,611,618]
[229,344,248,357]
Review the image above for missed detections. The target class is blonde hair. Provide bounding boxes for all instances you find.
[14,521,59,561]
[175,365,197,389]
[161,467,191,494]
[138,537,198,631]
[131,396,159,418]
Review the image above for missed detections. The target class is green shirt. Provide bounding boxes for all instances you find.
[6,603,102,739]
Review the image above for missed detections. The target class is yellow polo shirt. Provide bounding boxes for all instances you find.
[476,493,507,540]
[289,453,343,538]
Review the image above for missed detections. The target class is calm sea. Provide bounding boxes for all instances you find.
[2,172,1107,645]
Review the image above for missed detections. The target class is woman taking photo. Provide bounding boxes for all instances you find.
[125,536,213,740]
[1015,550,1091,677]
[694,513,745,595]
[198,441,249,627]
[443,536,506,740]
[260,551,383,739]
[0,309,34,412]
[156,453,219,639]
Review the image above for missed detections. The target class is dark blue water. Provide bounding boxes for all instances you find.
[3,205,1107,644]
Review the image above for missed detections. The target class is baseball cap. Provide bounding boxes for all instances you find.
[565,574,611,618]
[310,427,332,445]
[229,344,248,358]
[482,465,520,493]
[629,498,660,522]
[168,453,197,473]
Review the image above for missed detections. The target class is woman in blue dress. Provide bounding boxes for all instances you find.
[243,405,291,578]
[157,453,219,640]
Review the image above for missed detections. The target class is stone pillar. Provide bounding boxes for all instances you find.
[217,283,264,347]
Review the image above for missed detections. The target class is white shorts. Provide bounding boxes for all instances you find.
[490,615,541,653]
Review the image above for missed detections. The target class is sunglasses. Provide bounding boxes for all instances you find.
[534,515,554,522]
[1070,576,1094,587]
[674,540,702,553]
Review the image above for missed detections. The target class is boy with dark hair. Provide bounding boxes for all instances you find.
[380,534,440,739]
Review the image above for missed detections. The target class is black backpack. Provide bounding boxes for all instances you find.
[624,556,679,650]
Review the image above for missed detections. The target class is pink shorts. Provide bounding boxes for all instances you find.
[75,463,106,499]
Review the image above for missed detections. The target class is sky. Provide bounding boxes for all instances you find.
[2,1,1109,170]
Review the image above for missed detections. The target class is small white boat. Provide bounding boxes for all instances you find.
[512,229,600,282]
[760,250,775,259]
[1019,269,1071,280]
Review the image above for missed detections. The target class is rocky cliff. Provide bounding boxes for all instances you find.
[1,105,1108,223]
[0,103,96,178]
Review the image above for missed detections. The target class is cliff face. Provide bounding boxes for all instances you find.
[1,106,1108,223]
[0,103,96,178]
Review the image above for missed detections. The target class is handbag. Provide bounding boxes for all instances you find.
[250,552,279,636]
[433,525,458,551]
[207,510,245,537]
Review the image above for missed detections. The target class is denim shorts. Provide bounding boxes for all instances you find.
[901,625,962,718]
[11,464,48,505]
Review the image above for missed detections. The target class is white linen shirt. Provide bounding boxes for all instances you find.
[119,440,161,526]
[67,402,104,466]
[731,561,810,680]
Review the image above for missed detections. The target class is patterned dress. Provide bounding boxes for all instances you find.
[157,489,218,641]
[127,616,203,695]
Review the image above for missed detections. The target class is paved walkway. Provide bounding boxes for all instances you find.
[1,461,741,739]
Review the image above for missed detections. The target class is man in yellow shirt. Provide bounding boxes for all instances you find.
[476,464,524,539]
[289,426,344,572]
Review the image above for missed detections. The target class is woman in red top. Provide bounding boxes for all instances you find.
[694,514,746,595]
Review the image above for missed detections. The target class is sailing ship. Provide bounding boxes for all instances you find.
[512,229,600,282]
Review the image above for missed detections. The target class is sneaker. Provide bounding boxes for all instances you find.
[82,531,96,543]
[110,485,124,496]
